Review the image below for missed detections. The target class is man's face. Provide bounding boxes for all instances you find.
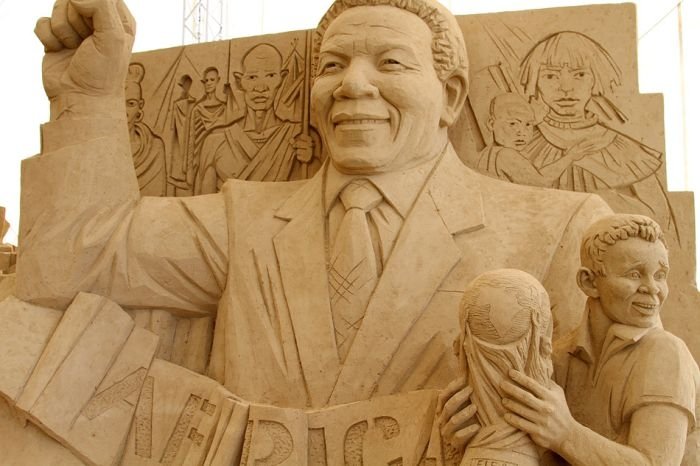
[180,78,192,96]
[203,71,220,94]
[594,237,669,328]
[536,64,594,119]
[311,6,447,174]
[239,55,283,112]
[491,106,535,150]
[125,97,141,127]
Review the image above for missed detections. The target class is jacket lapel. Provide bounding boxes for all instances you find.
[273,173,340,407]
[329,148,485,404]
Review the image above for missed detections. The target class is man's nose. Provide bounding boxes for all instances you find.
[332,61,379,99]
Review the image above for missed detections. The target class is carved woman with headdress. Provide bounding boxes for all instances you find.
[519,32,677,240]
[125,63,167,197]
[457,269,553,466]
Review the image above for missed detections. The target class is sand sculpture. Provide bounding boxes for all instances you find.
[0,0,698,464]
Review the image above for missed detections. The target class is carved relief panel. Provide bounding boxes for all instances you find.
[448,4,699,360]
[130,30,322,198]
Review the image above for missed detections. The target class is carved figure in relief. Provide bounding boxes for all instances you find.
[169,74,197,196]
[501,214,699,465]
[457,269,553,466]
[19,0,613,460]
[195,44,318,193]
[187,67,227,188]
[125,63,167,196]
[517,32,678,239]
[477,93,590,187]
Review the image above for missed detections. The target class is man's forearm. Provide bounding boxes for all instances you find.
[558,421,651,466]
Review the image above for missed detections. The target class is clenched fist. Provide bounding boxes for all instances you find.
[35,0,135,120]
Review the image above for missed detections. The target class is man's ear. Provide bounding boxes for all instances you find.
[233,72,243,88]
[440,72,468,127]
[577,267,600,298]
[280,69,289,80]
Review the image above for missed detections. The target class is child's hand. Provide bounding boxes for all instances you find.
[501,369,576,451]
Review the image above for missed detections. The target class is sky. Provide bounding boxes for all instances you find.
[0,0,698,277]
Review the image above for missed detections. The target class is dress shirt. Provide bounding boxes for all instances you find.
[324,154,440,273]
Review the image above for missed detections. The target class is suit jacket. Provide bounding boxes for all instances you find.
[17,119,611,410]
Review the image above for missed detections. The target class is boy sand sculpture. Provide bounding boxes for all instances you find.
[501,214,700,465]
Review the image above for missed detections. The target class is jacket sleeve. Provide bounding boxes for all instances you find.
[16,117,228,316]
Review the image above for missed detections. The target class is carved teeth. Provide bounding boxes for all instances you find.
[634,302,657,314]
[336,119,388,125]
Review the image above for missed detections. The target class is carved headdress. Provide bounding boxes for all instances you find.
[125,62,145,102]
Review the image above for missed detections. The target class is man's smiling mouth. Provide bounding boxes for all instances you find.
[336,119,388,126]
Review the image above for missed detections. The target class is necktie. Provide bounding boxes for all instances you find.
[329,179,383,361]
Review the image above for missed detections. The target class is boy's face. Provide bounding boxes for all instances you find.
[491,105,535,150]
[594,237,669,328]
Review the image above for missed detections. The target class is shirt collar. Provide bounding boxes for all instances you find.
[324,155,440,217]
[571,301,660,364]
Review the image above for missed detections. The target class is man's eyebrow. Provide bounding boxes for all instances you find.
[373,42,418,54]
[318,46,349,59]
[369,23,412,36]
[319,33,354,53]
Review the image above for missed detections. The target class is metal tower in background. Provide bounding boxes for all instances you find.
[182,0,225,44]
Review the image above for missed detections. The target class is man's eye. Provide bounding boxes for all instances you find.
[379,58,405,70]
[626,271,641,279]
[655,271,668,280]
[542,73,557,80]
[320,61,343,74]
[574,71,587,78]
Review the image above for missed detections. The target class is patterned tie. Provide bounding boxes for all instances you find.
[329,179,383,361]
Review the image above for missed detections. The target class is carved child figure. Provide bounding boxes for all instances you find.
[477,92,592,188]
[457,268,553,466]
[502,214,700,465]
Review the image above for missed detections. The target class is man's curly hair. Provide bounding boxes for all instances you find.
[581,214,667,277]
[313,0,468,83]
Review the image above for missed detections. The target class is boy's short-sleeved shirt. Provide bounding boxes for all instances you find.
[554,307,700,444]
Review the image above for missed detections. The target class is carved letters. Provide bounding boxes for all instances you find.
[134,376,155,458]
[83,367,148,420]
